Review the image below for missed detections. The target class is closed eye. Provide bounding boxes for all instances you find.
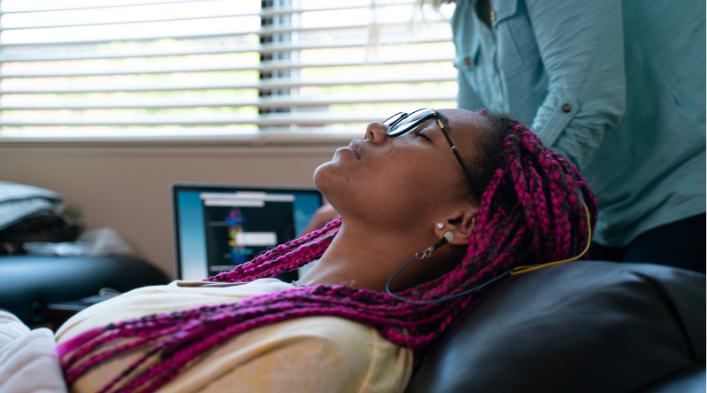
[414,131,431,141]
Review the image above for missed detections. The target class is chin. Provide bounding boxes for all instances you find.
[313,160,357,214]
[313,161,339,199]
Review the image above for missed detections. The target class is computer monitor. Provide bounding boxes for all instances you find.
[171,183,323,281]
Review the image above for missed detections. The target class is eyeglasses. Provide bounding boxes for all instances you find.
[384,108,481,197]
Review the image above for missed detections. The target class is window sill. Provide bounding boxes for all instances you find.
[0,129,360,147]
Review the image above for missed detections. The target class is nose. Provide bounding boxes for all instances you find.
[365,121,389,144]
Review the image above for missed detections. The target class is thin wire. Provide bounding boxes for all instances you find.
[510,202,592,275]
[385,256,512,304]
[386,202,592,304]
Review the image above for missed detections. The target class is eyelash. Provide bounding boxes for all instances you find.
[414,131,431,141]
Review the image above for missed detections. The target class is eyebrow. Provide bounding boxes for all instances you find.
[435,112,451,131]
[432,112,454,146]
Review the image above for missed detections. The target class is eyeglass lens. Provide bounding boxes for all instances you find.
[385,108,433,135]
[383,112,405,127]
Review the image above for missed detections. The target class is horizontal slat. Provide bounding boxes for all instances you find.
[0,113,396,127]
[0,36,451,63]
[0,0,223,15]
[0,127,368,143]
[0,13,261,31]
[259,2,418,18]
[259,126,365,133]
[2,2,419,31]
[0,25,347,47]
[0,21,446,47]
[0,1,416,16]
[0,74,456,94]
[0,56,453,78]
[0,65,261,78]
[0,92,456,110]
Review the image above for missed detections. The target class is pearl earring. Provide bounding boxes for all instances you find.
[436,222,445,229]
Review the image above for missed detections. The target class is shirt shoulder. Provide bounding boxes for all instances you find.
[170,316,413,393]
[67,315,413,393]
[55,278,293,342]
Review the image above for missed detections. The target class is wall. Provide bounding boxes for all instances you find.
[0,140,341,279]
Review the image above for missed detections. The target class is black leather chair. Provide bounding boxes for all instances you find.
[0,255,169,326]
[1,257,703,392]
[407,261,705,393]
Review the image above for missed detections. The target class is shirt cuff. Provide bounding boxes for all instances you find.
[537,96,579,147]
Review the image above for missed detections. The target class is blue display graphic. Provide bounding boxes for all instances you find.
[176,188,321,281]
[226,209,250,264]
[202,194,294,273]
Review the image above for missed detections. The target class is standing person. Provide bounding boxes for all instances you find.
[449,0,705,271]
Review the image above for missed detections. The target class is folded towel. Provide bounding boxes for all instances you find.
[0,182,65,232]
[0,309,67,393]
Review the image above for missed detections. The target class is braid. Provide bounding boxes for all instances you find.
[207,217,342,282]
[58,111,597,392]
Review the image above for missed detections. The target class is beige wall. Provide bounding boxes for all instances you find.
[0,141,340,279]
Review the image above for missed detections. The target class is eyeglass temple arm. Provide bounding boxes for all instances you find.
[435,118,483,196]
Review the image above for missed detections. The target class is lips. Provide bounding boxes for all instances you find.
[348,140,362,160]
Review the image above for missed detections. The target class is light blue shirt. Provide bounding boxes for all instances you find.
[451,0,706,246]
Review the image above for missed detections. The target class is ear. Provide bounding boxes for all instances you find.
[433,205,479,246]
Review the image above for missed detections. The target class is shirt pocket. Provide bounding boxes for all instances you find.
[453,38,484,101]
[453,37,481,71]
[493,0,541,77]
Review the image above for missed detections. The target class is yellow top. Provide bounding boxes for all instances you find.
[55,279,413,393]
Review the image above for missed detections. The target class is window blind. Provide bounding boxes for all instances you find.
[0,0,456,138]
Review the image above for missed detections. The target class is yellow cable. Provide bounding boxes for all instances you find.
[510,202,592,276]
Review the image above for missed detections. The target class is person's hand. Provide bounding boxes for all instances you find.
[299,204,339,236]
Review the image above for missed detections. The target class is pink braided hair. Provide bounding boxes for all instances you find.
[57,110,597,392]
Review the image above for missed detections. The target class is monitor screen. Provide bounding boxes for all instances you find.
[172,183,323,281]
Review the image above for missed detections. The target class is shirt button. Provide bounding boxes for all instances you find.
[463,57,471,67]
[490,10,497,22]
[562,103,572,113]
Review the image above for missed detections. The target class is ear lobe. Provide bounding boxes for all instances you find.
[433,207,478,246]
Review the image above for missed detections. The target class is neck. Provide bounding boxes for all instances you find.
[296,220,428,292]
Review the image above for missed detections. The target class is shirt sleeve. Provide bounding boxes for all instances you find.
[526,0,626,170]
[457,69,486,111]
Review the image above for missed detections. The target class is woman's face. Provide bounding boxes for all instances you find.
[314,108,486,232]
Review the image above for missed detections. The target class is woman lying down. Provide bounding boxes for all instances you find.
[56,108,597,393]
